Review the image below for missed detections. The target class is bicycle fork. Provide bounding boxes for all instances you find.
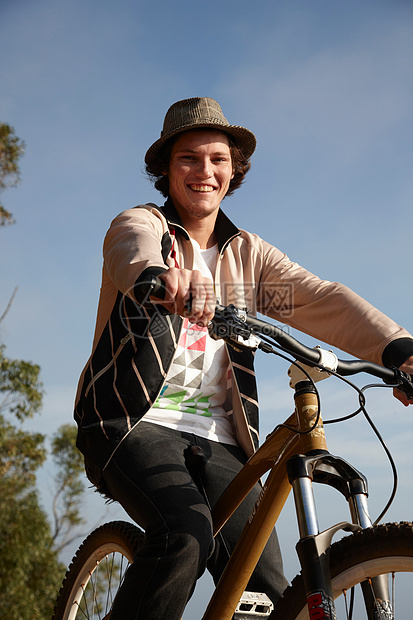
[289,380,394,620]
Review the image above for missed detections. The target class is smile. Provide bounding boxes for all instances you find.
[188,184,215,193]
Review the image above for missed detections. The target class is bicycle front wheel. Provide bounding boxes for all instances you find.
[52,521,145,620]
[274,521,413,619]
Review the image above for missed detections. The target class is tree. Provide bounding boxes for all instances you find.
[0,344,63,619]
[0,126,88,617]
[0,342,87,618]
[0,489,65,619]
[0,123,25,226]
[51,423,86,553]
[0,343,45,495]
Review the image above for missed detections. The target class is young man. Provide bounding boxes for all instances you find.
[75,97,413,619]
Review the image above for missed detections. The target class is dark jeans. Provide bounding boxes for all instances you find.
[102,422,288,620]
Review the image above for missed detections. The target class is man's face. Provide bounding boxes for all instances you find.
[166,130,234,224]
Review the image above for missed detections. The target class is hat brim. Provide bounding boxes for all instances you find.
[144,122,256,168]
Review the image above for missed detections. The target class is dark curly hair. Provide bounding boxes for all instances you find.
[145,130,251,198]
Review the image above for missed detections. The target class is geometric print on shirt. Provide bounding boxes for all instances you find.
[154,318,229,417]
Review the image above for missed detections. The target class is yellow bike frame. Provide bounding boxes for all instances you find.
[202,385,326,619]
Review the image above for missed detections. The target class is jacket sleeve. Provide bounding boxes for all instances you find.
[103,205,169,297]
[256,238,413,367]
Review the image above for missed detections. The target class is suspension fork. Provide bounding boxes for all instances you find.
[348,495,394,619]
[289,381,394,619]
[287,452,361,620]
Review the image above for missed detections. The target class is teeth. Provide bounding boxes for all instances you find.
[189,184,214,192]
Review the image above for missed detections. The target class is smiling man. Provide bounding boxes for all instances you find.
[168,130,234,225]
[74,97,413,619]
[156,129,234,321]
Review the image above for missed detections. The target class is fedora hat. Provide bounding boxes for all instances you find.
[145,97,256,167]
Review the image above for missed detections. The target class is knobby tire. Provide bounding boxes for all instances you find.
[51,520,144,620]
[274,521,413,619]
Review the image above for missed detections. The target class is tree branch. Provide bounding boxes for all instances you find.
[0,287,18,324]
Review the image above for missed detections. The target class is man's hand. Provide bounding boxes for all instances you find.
[151,268,216,327]
[393,355,413,406]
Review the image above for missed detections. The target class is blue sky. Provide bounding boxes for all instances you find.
[1,0,412,614]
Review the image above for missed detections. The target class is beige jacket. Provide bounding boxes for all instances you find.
[74,200,413,476]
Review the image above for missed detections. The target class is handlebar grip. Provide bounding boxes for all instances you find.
[389,368,413,400]
[134,275,166,307]
[147,275,166,300]
[135,275,192,314]
[148,275,194,314]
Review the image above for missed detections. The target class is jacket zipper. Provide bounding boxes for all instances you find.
[84,332,133,397]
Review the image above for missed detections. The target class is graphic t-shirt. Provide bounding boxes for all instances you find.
[143,240,237,445]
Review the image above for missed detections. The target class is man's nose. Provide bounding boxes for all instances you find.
[196,157,213,178]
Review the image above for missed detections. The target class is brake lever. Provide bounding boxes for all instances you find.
[208,305,260,351]
[387,367,413,400]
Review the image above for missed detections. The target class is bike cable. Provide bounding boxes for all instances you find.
[301,365,399,526]
[258,330,399,525]
[256,336,323,437]
[322,371,399,525]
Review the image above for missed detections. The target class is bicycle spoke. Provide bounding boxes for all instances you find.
[340,587,355,620]
[51,522,144,620]
[103,556,113,612]
[334,574,401,619]
[81,553,132,619]
[104,554,116,612]
[342,589,350,619]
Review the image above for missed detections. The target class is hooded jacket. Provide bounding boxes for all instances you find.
[74,200,413,483]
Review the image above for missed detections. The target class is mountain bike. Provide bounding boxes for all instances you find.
[52,290,413,619]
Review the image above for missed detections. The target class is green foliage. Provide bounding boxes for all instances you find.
[0,490,65,620]
[0,343,44,420]
[0,123,25,226]
[0,343,46,495]
[0,415,46,497]
[51,423,86,552]
[0,343,86,616]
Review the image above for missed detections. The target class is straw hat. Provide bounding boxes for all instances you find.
[145,97,256,167]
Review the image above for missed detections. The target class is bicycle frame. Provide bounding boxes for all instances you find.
[201,369,390,620]
[54,286,411,620]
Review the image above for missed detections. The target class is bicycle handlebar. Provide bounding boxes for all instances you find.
[138,275,413,399]
[214,303,411,387]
